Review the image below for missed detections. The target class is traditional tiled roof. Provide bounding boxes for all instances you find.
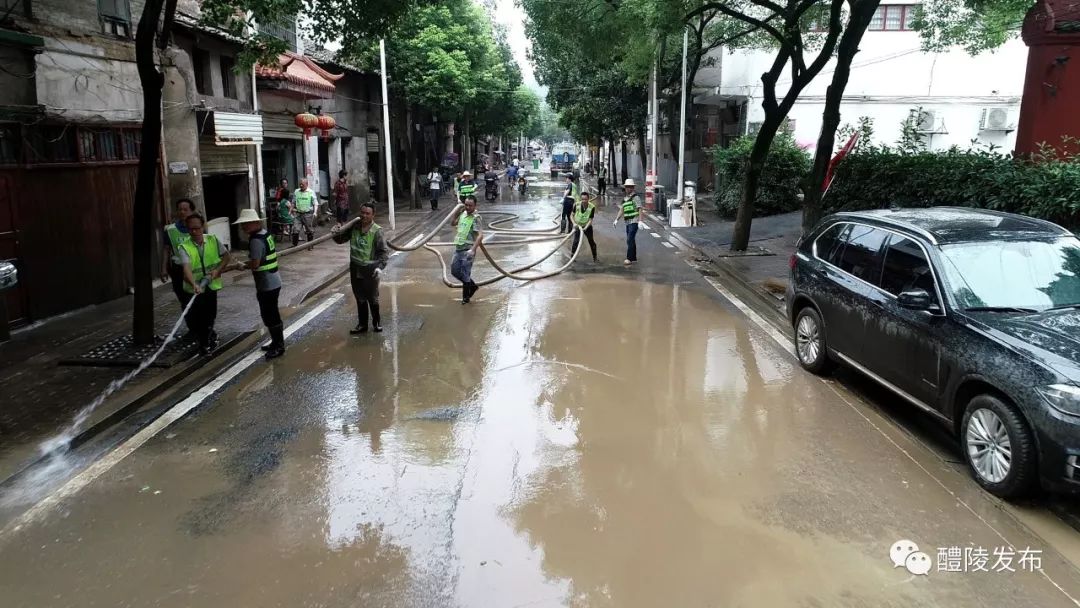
[255,51,344,95]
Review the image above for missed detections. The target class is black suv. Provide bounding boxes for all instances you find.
[786,207,1080,498]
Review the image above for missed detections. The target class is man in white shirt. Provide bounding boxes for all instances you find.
[427,168,442,210]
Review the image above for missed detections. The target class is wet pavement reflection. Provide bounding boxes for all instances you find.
[2,184,1080,607]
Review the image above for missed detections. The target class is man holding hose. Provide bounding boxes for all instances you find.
[180,213,234,356]
[572,191,598,262]
[332,203,389,334]
[451,196,483,304]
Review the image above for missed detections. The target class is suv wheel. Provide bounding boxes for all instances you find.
[961,395,1038,498]
[794,307,834,375]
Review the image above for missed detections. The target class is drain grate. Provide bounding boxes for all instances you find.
[60,333,199,368]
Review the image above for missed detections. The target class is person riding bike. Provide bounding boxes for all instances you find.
[484,168,499,200]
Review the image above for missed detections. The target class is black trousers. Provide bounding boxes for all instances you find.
[257,287,282,328]
[350,266,381,327]
[189,289,218,348]
[168,262,195,333]
[572,225,597,259]
[560,201,574,233]
[598,178,606,195]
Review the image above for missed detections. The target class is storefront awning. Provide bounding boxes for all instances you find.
[196,110,263,145]
[255,52,343,99]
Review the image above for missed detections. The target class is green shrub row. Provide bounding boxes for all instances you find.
[711,133,1080,230]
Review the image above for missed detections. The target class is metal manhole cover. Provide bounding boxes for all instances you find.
[59,333,199,368]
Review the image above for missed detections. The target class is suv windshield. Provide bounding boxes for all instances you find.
[938,236,1080,311]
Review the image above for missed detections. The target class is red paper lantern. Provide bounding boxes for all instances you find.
[316,115,336,140]
[295,112,318,140]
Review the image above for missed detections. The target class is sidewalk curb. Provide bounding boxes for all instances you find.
[662,225,792,335]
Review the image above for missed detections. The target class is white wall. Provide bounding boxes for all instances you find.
[715,7,1027,152]
[36,39,143,124]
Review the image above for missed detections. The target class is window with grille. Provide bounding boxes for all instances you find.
[869,5,918,31]
[220,56,237,99]
[99,0,132,37]
[24,126,141,165]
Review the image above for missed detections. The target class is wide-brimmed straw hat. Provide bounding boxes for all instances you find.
[232,208,263,224]
[623,178,636,187]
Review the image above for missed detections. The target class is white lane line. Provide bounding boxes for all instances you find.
[701,274,795,358]
[390,233,425,258]
[650,232,661,239]
[1,293,345,538]
[662,242,675,249]
[697,264,1080,608]
[639,222,651,230]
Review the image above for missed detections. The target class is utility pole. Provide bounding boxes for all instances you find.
[379,38,395,230]
[676,27,688,203]
[649,60,658,178]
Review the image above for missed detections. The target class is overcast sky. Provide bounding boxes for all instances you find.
[490,0,545,95]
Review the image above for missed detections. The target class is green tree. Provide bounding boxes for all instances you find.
[914,0,1032,54]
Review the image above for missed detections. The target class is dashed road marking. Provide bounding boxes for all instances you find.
[650,232,661,238]
[662,242,675,249]
[390,233,425,258]
[1,293,346,539]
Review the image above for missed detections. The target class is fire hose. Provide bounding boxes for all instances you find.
[385,203,589,288]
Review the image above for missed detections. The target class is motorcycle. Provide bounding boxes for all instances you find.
[484,177,499,201]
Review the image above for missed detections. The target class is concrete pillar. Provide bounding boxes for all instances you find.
[161,47,204,213]
[1016,0,1080,157]
[303,135,320,192]
[328,137,343,188]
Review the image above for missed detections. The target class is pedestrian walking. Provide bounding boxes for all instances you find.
[235,209,285,359]
[277,195,298,246]
[160,198,195,329]
[560,173,580,233]
[572,191,598,262]
[612,178,643,265]
[332,203,389,334]
[333,170,351,225]
[427,167,442,210]
[271,179,290,222]
[293,178,317,243]
[179,213,233,355]
[597,164,607,196]
[450,195,483,304]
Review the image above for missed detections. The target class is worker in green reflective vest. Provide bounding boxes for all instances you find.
[612,178,643,265]
[180,213,234,356]
[457,171,478,202]
[451,195,483,304]
[332,202,389,334]
[572,191,598,262]
[160,198,195,335]
[560,174,580,233]
[293,178,317,244]
[235,208,285,360]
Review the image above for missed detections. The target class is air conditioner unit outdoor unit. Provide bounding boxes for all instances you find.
[979,107,1015,132]
[914,110,938,133]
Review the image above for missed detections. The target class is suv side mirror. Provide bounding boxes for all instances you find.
[898,289,932,311]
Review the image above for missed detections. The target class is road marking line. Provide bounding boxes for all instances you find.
[697,264,1080,608]
[662,242,675,249]
[650,232,661,238]
[640,222,651,230]
[1,293,345,539]
[390,233,425,258]
[701,275,795,358]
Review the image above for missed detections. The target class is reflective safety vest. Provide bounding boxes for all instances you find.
[180,235,224,293]
[573,202,595,227]
[250,232,279,274]
[598,166,607,179]
[454,214,477,247]
[351,223,381,265]
[564,181,579,204]
[165,222,190,264]
[458,181,477,198]
[622,196,640,220]
[294,188,316,213]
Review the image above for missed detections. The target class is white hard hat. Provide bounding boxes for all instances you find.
[623,178,636,187]
[232,208,263,224]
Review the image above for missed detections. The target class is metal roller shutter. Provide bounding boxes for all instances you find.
[199,143,249,175]
[367,131,379,152]
[263,114,303,140]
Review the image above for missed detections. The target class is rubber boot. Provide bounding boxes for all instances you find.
[351,303,369,334]
[292,232,300,247]
[371,303,382,333]
[265,324,285,359]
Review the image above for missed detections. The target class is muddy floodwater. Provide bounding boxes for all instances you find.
[2,192,1080,607]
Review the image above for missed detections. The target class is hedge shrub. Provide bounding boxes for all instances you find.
[711,132,811,219]
[825,147,1080,230]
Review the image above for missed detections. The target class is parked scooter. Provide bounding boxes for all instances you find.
[518,175,528,195]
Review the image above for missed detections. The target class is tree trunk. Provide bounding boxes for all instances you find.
[620,139,628,183]
[609,139,617,185]
[803,0,881,233]
[463,113,471,170]
[636,128,647,182]
[731,115,783,251]
[132,0,171,344]
[406,104,419,208]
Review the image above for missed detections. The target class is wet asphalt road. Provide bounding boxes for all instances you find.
[3,173,1080,607]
